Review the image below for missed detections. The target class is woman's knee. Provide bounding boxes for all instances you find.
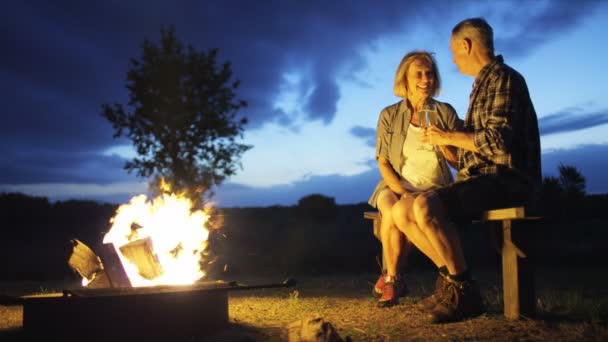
[391,200,413,230]
[391,200,404,222]
[413,191,442,227]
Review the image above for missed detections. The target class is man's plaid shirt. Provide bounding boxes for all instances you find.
[456,55,541,186]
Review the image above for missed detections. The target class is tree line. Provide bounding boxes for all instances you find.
[1,164,606,281]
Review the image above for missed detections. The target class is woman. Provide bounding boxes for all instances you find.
[368,51,461,307]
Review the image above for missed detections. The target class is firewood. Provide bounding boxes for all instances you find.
[66,239,114,288]
[118,237,163,280]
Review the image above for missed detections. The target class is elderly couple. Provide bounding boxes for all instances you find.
[368,17,541,324]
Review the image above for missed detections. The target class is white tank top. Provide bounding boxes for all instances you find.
[400,125,450,192]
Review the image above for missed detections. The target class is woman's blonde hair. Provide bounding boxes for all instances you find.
[393,51,440,99]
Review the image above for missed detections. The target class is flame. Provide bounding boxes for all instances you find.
[102,189,211,287]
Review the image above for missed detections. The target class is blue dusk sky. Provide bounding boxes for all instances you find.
[2,0,608,207]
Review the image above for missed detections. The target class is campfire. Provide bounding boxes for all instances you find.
[100,188,213,287]
[64,179,227,289]
[1,184,295,341]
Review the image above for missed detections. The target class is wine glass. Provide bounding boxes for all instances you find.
[420,99,437,128]
[417,99,437,151]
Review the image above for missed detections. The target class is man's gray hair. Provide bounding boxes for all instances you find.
[452,18,494,56]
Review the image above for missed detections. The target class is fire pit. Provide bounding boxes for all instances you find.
[2,279,295,341]
[0,183,298,340]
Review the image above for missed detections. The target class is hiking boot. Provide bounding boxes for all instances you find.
[373,274,408,298]
[416,272,449,311]
[377,281,399,307]
[428,279,483,324]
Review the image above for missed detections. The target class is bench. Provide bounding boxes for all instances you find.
[364,207,538,320]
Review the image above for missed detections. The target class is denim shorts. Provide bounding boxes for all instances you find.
[433,171,532,223]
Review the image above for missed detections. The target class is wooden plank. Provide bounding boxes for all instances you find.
[367,207,534,221]
[97,243,132,287]
[483,207,525,221]
[67,239,112,288]
[364,211,379,220]
[364,211,382,240]
[67,239,103,281]
[119,237,163,280]
[510,221,537,318]
[501,219,520,320]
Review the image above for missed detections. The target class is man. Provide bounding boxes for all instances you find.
[391,17,541,323]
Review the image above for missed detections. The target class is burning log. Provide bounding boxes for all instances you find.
[67,239,111,288]
[67,239,132,288]
[118,236,163,280]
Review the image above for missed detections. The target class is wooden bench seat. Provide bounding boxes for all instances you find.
[364,207,538,320]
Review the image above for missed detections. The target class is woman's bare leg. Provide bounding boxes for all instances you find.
[377,190,403,278]
[392,194,446,268]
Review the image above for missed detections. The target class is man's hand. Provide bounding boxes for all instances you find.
[421,126,479,153]
[420,125,450,146]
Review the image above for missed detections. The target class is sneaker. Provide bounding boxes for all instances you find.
[372,272,386,297]
[377,281,399,307]
[416,272,449,311]
[428,279,483,324]
[373,274,408,298]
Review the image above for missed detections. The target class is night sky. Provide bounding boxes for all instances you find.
[2,0,608,207]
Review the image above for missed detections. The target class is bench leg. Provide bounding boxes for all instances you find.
[501,219,536,320]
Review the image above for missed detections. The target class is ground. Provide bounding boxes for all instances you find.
[1,270,607,341]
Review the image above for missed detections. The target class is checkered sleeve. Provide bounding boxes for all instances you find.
[473,72,514,157]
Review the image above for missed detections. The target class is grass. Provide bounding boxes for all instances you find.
[1,270,608,341]
[224,272,608,341]
[537,289,608,323]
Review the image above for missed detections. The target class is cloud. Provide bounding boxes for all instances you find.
[349,126,376,148]
[492,0,603,57]
[0,0,442,186]
[303,74,340,124]
[0,181,147,204]
[0,150,136,185]
[1,0,602,188]
[213,168,381,207]
[539,108,608,136]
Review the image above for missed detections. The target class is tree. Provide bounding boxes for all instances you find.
[540,164,587,218]
[297,194,337,223]
[558,163,586,217]
[102,26,251,206]
[558,163,586,198]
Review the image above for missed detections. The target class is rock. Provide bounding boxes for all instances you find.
[288,316,351,342]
